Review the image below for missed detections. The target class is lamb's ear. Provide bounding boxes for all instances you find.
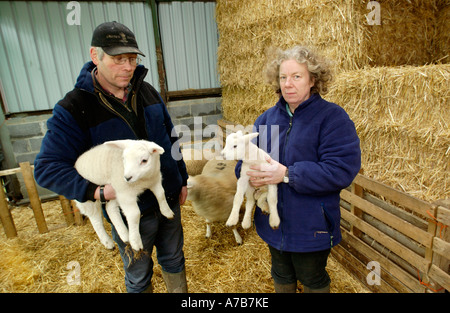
[186,178,195,189]
[149,143,165,155]
[244,132,259,142]
[235,130,243,136]
[103,139,134,149]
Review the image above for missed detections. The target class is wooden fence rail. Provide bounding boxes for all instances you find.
[0,162,82,239]
[335,172,449,293]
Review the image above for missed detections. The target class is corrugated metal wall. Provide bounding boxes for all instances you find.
[0,1,158,114]
[158,1,219,91]
[0,1,220,114]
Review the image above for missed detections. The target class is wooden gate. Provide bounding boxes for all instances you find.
[0,162,83,238]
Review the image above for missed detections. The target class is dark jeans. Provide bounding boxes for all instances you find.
[268,245,331,289]
[111,204,185,293]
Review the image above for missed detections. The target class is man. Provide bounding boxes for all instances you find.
[34,21,188,293]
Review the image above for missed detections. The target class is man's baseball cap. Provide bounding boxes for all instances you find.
[91,21,145,57]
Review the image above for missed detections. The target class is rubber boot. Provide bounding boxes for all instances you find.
[303,284,330,293]
[161,267,188,293]
[274,282,297,293]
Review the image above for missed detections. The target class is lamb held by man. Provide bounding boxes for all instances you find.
[74,139,173,251]
[221,131,280,230]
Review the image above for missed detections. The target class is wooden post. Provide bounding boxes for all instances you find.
[71,200,85,226]
[0,181,17,238]
[350,169,364,237]
[427,199,450,292]
[59,195,75,226]
[19,162,48,234]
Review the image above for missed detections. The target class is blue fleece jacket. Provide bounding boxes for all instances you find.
[241,93,361,252]
[34,62,188,215]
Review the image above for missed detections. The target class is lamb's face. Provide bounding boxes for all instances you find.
[186,177,197,200]
[220,131,259,161]
[220,133,244,161]
[122,146,151,182]
[122,142,164,183]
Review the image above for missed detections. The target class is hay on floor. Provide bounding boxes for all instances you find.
[0,199,369,293]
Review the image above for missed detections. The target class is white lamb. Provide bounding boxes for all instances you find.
[221,131,280,230]
[74,139,174,251]
[187,158,243,244]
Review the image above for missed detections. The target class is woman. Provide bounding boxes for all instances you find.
[242,46,361,293]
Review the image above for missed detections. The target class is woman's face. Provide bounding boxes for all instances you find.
[279,59,314,111]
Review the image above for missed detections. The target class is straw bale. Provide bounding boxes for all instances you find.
[217,0,366,88]
[433,1,450,63]
[360,0,439,67]
[216,0,443,91]
[326,64,450,201]
[0,200,369,293]
[221,84,278,126]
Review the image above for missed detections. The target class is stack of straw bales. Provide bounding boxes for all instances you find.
[326,64,449,201]
[216,0,449,201]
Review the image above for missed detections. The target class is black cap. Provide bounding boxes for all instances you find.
[91,21,145,57]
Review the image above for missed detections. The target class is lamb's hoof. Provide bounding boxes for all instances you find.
[102,238,115,250]
[269,215,280,230]
[226,217,238,227]
[226,220,238,228]
[163,211,175,220]
[241,220,252,230]
[129,238,144,252]
[269,221,280,230]
[118,233,129,244]
[232,228,243,245]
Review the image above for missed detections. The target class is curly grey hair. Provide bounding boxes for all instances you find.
[265,45,333,95]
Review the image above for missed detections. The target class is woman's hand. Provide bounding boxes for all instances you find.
[247,157,287,187]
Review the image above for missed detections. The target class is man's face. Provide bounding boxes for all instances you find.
[90,48,137,93]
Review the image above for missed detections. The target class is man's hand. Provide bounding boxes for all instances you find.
[94,184,116,201]
[179,185,188,205]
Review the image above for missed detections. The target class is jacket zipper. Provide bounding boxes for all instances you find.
[320,203,334,248]
[279,110,293,252]
[98,92,139,139]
